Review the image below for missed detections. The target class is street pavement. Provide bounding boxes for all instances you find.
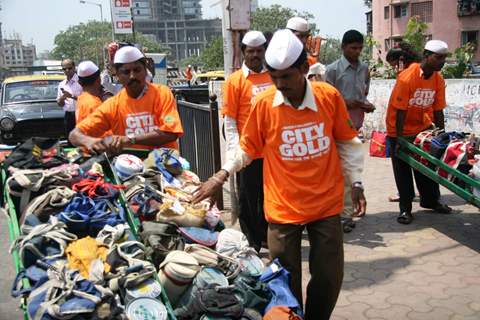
[1,146,479,319]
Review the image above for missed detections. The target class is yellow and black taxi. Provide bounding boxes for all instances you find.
[0,74,65,144]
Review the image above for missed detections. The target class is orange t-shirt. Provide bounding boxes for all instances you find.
[240,82,358,224]
[76,91,102,123]
[308,55,317,66]
[386,63,446,137]
[221,68,273,135]
[76,83,183,149]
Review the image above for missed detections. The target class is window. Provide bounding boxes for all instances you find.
[461,30,478,46]
[411,1,433,22]
[394,4,408,18]
[384,6,390,19]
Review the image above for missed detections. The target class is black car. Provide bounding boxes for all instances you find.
[0,74,66,145]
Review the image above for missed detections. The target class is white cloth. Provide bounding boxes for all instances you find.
[425,40,449,54]
[114,46,144,64]
[242,31,266,47]
[286,17,309,32]
[307,62,326,80]
[336,137,364,183]
[224,116,240,163]
[265,29,303,70]
[77,61,99,78]
[56,74,83,112]
[100,70,123,95]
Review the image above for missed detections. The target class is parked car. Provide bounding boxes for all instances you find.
[0,74,65,145]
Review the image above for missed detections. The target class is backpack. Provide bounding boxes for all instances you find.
[429,131,466,160]
[174,284,244,320]
[58,195,126,237]
[27,264,115,320]
[233,274,272,313]
[10,217,77,268]
[2,137,67,170]
[138,221,185,267]
[259,259,303,317]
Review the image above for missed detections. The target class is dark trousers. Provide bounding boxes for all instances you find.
[64,111,76,143]
[388,136,440,213]
[268,215,344,320]
[236,159,267,251]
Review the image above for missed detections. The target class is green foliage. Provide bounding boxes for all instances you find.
[442,42,476,79]
[200,37,224,70]
[179,55,203,69]
[318,38,342,65]
[403,16,429,54]
[251,4,318,35]
[51,21,169,65]
[361,34,381,65]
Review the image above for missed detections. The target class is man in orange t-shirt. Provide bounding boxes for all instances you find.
[286,17,318,66]
[76,60,113,124]
[222,30,273,252]
[386,40,452,225]
[193,30,366,320]
[70,46,183,154]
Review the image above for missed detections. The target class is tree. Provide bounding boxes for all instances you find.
[200,37,224,70]
[251,4,318,35]
[403,16,429,54]
[318,38,342,65]
[51,21,169,65]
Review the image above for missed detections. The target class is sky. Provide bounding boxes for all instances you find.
[1,0,368,52]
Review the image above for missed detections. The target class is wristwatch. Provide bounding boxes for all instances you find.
[352,181,364,190]
[126,132,137,145]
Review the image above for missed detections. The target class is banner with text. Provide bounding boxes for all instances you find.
[111,0,133,34]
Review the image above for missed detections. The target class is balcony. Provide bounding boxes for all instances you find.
[458,0,480,17]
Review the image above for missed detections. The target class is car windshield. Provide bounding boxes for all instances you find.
[3,80,60,104]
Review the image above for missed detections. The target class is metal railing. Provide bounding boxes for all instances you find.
[176,96,223,208]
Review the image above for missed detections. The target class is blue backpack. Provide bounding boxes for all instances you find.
[259,259,303,317]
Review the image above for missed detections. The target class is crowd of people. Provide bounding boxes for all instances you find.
[55,16,452,319]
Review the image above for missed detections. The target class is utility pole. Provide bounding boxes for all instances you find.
[220,0,251,220]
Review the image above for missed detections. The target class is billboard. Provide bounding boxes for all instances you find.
[111,0,133,34]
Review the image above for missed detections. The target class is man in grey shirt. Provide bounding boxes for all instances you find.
[326,29,374,233]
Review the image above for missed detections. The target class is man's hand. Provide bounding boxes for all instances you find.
[351,186,367,217]
[361,101,376,113]
[192,170,228,204]
[101,135,131,155]
[83,137,108,154]
[346,99,364,110]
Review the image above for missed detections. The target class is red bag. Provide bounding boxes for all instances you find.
[369,131,388,158]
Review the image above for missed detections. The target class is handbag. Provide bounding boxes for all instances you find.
[369,131,388,158]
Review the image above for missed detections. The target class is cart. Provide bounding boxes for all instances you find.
[397,137,480,208]
[3,150,177,320]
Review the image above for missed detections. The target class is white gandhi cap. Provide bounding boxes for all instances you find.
[424,40,449,55]
[286,17,309,33]
[77,60,99,78]
[114,46,144,64]
[265,29,304,70]
[242,31,266,47]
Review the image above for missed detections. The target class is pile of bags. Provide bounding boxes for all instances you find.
[113,148,304,319]
[5,139,304,319]
[414,129,480,189]
[6,139,167,319]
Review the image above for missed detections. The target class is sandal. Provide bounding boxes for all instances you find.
[388,194,400,202]
[422,203,453,214]
[341,218,356,233]
[397,211,413,224]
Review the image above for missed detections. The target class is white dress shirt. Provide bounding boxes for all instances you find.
[57,73,83,112]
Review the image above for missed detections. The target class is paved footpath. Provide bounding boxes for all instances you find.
[1,146,479,319]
